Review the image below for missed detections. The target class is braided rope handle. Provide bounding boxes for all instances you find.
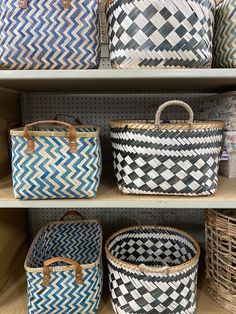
[155,100,194,130]
[138,264,170,274]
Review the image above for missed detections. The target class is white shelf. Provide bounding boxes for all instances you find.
[0,69,236,92]
[1,175,236,208]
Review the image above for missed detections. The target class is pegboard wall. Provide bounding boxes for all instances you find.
[22,92,215,242]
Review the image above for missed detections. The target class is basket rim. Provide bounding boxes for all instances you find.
[108,119,224,130]
[25,219,103,273]
[105,225,200,274]
[207,208,236,222]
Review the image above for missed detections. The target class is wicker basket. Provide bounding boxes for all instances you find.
[106,0,215,68]
[25,211,103,314]
[205,209,236,313]
[106,224,200,314]
[109,100,224,196]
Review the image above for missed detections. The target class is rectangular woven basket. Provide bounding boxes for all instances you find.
[25,211,103,314]
[10,120,102,199]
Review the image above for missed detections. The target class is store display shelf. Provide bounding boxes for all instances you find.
[0,69,235,92]
[1,175,236,209]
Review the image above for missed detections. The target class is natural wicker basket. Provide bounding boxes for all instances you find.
[205,209,236,313]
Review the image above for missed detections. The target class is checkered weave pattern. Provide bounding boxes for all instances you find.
[106,226,200,314]
[25,220,103,314]
[106,0,215,68]
[214,0,236,68]
[0,0,100,69]
[11,125,101,199]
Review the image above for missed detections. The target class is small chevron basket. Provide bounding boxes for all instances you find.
[105,224,200,314]
[106,0,215,68]
[10,120,101,199]
[25,211,103,314]
[214,0,236,67]
[0,0,100,69]
[109,100,224,196]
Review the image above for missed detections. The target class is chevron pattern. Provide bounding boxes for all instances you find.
[11,127,101,199]
[106,0,215,68]
[213,0,236,68]
[110,126,223,195]
[26,221,102,314]
[106,227,199,314]
[0,0,100,69]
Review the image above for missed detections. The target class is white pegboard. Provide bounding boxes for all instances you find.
[21,92,214,243]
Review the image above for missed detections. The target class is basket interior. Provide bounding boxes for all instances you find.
[27,222,101,267]
[108,227,197,267]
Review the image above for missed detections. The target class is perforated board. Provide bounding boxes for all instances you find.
[21,92,215,242]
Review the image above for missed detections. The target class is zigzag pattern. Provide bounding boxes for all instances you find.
[11,130,101,199]
[26,221,102,313]
[214,0,236,68]
[107,0,214,68]
[0,0,100,69]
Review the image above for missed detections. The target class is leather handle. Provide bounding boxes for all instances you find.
[60,211,84,221]
[53,113,82,126]
[23,120,77,154]
[155,100,194,130]
[43,257,83,287]
[19,0,70,9]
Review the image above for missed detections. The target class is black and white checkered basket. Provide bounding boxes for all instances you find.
[106,0,215,68]
[109,100,224,196]
[105,224,200,314]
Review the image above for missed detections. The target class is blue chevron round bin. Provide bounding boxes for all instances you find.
[24,216,103,314]
[10,120,102,199]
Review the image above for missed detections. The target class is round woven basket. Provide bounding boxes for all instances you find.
[105,225,200,314]
[205,209,236,313]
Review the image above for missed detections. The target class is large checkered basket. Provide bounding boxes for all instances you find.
[0,0,100,69]
[106,0,215,68]
[109,100,224,196]
[105,224,200,314]
[25,211,103,314]
[10,120,101,199]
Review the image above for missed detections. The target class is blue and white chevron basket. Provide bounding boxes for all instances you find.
[10,120,101,199]
[0,0,100,69]
[25,212,103,314]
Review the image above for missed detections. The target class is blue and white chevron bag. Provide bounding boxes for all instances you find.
[10,120,101,199]
[0,0,100,69]
[25,212,103,314]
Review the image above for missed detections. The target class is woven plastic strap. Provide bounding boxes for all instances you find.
[23,120,77,154]
[155,100,194,130]
[43,257,83,287]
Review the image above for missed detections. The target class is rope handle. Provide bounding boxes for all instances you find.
[43,257,83,287]
[155,100,194,130]
[53,113,82,126]
[137,212,158,227]
[19,0,70,9]
[23,120,77,154]
[138,264,170,274]
[60,210,84,221]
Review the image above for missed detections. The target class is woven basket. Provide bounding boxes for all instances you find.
[109,100,224,196]
[205,209,236,313]
[0,0,100,70]
[106,224,200,314]
[25,211,103,314]
[106,0,215,68]
[10,120,101,199]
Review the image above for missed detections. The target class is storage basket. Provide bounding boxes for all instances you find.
[25,211,103,314]
[214,0,236,68]
[10,120,101,199]
[106,0,215,69]
[109,100,224,196]
[105,224,200,314]
[205,209,236,313]
[0,0,100,70]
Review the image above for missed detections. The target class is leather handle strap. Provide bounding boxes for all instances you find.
[60,211,84,221]
[53,113,82,126]
[43,257,83,287]
[19,0,70,9]
[23,120,77,154]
